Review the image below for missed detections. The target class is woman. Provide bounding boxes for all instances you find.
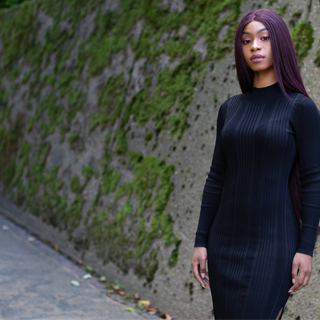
[191,9,320,320]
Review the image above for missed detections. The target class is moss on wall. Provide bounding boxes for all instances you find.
[277,4,287,18]
[91,152,178,281]
[291,21,314,66]
[0,0,243,282]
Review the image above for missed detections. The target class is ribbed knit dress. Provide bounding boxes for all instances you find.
[194,82,320,319]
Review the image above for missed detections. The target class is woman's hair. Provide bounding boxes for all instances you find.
[234,9,309,99]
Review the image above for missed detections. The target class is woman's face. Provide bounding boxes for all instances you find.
[241,21,274,73]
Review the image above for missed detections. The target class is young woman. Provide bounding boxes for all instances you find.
[191,9,320,320]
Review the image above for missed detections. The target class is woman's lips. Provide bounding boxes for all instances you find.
[250,54,265,62]
[251,57,265,62]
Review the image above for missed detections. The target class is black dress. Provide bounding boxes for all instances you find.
[194,83,320,319]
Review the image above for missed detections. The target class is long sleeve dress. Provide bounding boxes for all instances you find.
[194,82,320,319]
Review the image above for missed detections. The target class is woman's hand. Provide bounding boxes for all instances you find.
[191,247,210,289]
[288,253,313,294]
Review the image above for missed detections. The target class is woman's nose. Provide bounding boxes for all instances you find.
[251,38,261,51]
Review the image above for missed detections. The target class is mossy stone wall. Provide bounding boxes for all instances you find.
[0,0,319,318]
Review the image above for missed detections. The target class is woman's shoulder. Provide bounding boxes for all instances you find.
[289,92,319,114]
[288,92,320,124]
[222,93,243,105]
[219,93,245,117]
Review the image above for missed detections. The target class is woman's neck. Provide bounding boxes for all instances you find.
[252,68,278,88]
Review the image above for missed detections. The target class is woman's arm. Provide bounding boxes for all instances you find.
[192,104,227,287]
[289,97,320,294]
[194,104,227,247]
[293,97,320,256]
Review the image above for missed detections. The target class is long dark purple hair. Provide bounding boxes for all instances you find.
[234,9,309,99]
[234,9,309,234]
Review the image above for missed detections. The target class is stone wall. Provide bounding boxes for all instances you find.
[0,0,319,318]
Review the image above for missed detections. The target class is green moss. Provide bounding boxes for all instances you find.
[0,0,246,281]
[277,4,287,18]
[0,114,24,178]
[67,194,84,233]
[268,0,278,5]
[91,152,178,282]
[104,133,111,144]
[86,0,242,143]
[115,128,128,155]
[0,1,37,69]
[82,165,97,181]
[101,167,121,194]
[3,159,16,185]
[12,140,31,185]
[66,88,85,122]
[22,72,31,84]
[291,21,314,66]
[57,73,74,94]
[68,132,80,143]
[120,54,199,141]
[213,92,218,103]
[70,175,85,193]
[168,241,181,267]
[314,50,320,67]
[144,132,153,142]
[289,9,303,28]
[90,75,125,132]
[134,249,159,283]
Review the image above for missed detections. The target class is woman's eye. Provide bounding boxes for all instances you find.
[261,36,270,41]
[242,40,250,44]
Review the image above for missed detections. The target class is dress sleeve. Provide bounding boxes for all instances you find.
[293,97,320,257]
[194,104,227,248]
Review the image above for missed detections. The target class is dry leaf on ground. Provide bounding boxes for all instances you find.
[147,307,158,314]
[160,312,172,320]
[112,283,120,290]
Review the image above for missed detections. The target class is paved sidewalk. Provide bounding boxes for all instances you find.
[0,214,144,320]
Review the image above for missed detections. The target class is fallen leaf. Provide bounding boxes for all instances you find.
[160,312,172,320]
[78,260,83,264]
[118,290,125,295]
[147,307,158,315]
[82,273,92,280]
[55,244,59,251]
[99,276,106,282]
[108,289,114,293]
[160,313,172,320]
[2,225,9,230]
[134,293,140,300]
[28,236,35,242]
[125,307,135,312]
[112,283,120,290]
[85,266,93,272]
[70,280,80,286]
[138,300,150,306]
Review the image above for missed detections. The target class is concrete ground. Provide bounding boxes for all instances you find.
[0,214,146,320]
